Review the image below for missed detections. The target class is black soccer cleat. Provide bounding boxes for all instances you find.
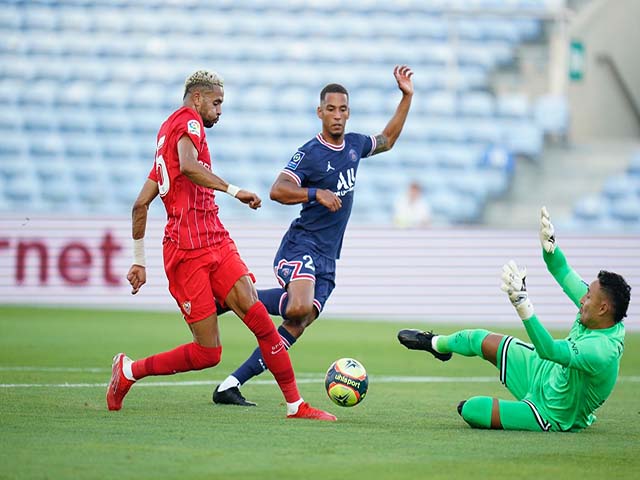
[212,385,257,407]
[397,329,452,362]
[457,400,466,417]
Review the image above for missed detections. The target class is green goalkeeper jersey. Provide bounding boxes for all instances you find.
[522,247,625,431]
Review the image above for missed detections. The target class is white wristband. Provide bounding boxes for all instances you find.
[226,184,241,198]
[133,238,146,267]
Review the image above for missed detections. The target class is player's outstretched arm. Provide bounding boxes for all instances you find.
[270,173,342,212]
[127,179,158,294]
[177,136,261,209]
[371,65,414,155]
[500,260,571,366]
[539,206,587,307]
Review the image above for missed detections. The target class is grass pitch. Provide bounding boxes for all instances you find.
[1,306,639,480]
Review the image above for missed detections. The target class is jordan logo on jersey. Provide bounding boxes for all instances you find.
[326,161,335,172]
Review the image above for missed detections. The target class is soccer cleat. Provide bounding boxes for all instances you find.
[287,402,337,421]
[212,385,257,406]
[106,353,135,411]
[397,329,452,362]
[457,400,466,417]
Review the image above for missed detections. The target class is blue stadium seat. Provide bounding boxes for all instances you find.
[423,91,457,116]
[627,151,640,177]
[0,135,28,178]
[534,94,569,136]
[0,0,557,223]
[0,106,23,134]
[602,174,639,201]
[608,195,640,225]
[497,94,531,118]
[458,92,495,117]
[501,121,543,158]
[573,195,606,223]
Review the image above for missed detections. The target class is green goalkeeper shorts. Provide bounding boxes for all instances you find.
[496,335,553,431]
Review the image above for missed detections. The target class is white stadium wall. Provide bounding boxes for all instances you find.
[0,215,638,329]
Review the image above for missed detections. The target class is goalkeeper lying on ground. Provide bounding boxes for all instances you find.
[398,207,631,431]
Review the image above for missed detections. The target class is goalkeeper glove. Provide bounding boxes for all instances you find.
[500,260,535,320]
[539,206,556,253]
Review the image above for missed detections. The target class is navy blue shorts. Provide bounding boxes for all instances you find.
[273,241,336,314]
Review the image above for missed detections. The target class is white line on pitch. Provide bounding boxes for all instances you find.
[1,376,639,388]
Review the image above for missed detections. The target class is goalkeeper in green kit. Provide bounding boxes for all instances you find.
[398,207,631,431]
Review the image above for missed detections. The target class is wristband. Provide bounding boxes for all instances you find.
[307,188,317,202]
[132,238,146,267]
[226,184,241,198]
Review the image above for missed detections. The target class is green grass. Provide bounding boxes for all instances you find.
[1,306,639,480]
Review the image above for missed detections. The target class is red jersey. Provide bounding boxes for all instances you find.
[149,106,229,249]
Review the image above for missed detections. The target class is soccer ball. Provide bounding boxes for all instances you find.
[324,358,368,407]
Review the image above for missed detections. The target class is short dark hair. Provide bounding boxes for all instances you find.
[320,83,349,103]
[598,270,631,323]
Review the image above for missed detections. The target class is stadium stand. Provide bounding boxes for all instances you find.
[569,150,640,230]
[0,0,565,224]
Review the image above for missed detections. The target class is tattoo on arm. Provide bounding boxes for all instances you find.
[372,134,389,155]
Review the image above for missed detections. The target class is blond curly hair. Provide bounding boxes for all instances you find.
[183,70,224,99]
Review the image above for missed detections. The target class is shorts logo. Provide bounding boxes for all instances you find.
[187,120,201,137]
[182,301,192,315]
[286,151,305,170]
[281,266,293,278]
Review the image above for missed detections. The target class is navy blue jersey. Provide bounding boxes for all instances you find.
[279,132,376,259]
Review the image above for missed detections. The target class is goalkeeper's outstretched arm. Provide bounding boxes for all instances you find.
[501,260,572,366]
[539,207,587,308]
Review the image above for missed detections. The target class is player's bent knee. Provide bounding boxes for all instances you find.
[284,302,314,322]
[460,396,493,429]
[190,343,222,370]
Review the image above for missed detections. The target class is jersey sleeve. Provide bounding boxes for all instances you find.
[173,110,203,155]
[148,163,158,182]
[358,133,376,158]
[522,314,572,367]
[543,246,588,308]
[281,148,312,186]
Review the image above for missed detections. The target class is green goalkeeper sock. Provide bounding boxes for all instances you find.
[435,329,490,358]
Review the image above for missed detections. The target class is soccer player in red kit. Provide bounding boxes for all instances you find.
[106,70,336,421]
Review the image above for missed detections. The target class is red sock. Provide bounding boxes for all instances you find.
[242,302,300,403]
[132,342,222,380]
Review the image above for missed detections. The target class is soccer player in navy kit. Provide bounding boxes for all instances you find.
[214,65,414,406]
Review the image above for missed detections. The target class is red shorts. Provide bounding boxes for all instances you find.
[163,237,254,323]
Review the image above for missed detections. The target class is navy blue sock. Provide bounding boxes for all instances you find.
[232,325,297,385]
[258,288,288,317]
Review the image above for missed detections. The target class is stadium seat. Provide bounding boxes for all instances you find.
[627,151,640,177]
[0,0,556,224]
[534,94,569,136]
[458,92,495,117]
[501,121,543,159]
[602,174,640,201]
[608,195,640,224]
[497,93,531,118]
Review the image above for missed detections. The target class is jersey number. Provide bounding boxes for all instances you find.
[303,255,315,271]
[156,155,170,197]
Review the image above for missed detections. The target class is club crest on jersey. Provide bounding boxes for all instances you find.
[187,120,201,137]
[287,151,305,170]
[182,301,192,315]
[349,148,358,162]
